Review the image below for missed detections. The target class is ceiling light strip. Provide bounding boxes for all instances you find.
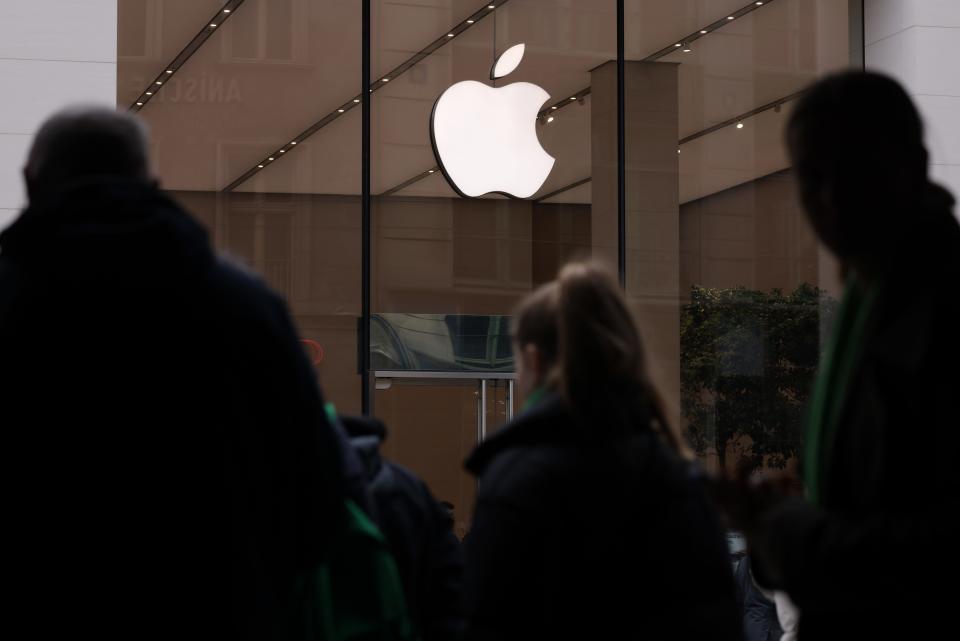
[677,89,803,144]
[128,0,246,114]
[222,0,511,192]
[642,0,780,61]
[535,0,779,121]
[380,167,441,198]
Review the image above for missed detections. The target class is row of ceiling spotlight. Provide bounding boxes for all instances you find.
[672,2,764,54]
[131,2,243,111]
[247,3,502,179]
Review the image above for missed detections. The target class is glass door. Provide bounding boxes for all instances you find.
[374,373,514,538]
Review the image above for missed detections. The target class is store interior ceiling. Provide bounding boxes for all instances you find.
[119,0,849,205]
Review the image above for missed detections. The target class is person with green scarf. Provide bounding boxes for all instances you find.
[710,72,960,641]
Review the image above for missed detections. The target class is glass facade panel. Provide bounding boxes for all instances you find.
[368,1,618,495]
[624,0,848,476]
[119,0,363,413]
[120,0,853,532]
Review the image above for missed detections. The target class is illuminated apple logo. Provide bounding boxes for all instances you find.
[431,44,555,199]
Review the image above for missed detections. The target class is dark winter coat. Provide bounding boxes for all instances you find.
[749,185,960,640]
[735,555,783,641]
[341,415,465,641]
[0,179,343,641]
[463,394,741,641]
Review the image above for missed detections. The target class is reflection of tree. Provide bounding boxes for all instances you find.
[680,284,838,473]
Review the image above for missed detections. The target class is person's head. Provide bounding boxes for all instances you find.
[512,262,688,455]
[786,72,929,272]
[24,105,152,202]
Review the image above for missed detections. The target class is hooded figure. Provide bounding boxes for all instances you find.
[0,106,343,640]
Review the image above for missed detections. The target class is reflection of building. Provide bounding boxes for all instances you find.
[2,1,958,535]
[372,314,513,372]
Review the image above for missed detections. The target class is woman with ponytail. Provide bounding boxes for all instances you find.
[463,262,740,641]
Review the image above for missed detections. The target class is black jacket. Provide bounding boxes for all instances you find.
[341,416,465,641]
[0,179,343,640]
[463,395,741,641]
[750,186,960,640]
[735,555,783,641]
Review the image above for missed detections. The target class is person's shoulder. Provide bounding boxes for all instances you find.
[205,254,280,301]
[477,439,578,509]
[200,254,289,320]
[376,460,444,517]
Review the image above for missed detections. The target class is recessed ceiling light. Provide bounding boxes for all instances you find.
[546,116,555,123]
[136,102,143,106]
[551,106,558,110]
[165,70,173,74]
[353,98,360,103]
[155,81,162,85]
[382,77,390,82]
[338,108,344,112]
[736,122,744,129]
[700,30,708,34]
[223,8,231,13]
[674,43,682,47]
[210,23,217,28]
[428,169,435,173]
[570,96,576,100]
[756,1,763,5]
[488,4,495,8]
[257,164,264,168]
[145,91,152,95]
[291,141,297,145]
[447,33,454,38]
[683,48,691,53]
[279,150,286,153]
[727,16,735,20]
[467,19,475,24]
[268,157,275,161]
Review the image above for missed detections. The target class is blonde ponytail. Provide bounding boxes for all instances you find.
[514,262,691,459]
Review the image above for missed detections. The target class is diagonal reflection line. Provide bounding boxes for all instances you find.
[380,167,440,198]
[535,0,782,120]
[678,90,804,145]
[129,0,246,113]
[222,1,512,192]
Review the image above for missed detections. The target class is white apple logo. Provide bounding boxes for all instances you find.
[431,43,555,199]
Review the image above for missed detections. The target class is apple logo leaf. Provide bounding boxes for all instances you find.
[491,43,525,80]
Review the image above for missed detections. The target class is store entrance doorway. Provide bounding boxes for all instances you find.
[373,372,515,538]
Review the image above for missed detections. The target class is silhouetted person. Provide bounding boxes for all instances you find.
[340,415,464,641]
[463,263,741,641]
[0,106,344,640]
[712,72,960,640]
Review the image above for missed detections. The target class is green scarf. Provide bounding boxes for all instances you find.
[522,385,549,412]
[803,276,880,506]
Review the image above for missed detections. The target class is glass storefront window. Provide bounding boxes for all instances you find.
[122,0,854,533]
[119,0,363,413]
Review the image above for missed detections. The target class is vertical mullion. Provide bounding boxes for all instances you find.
[361,0,372,414]
[616,0,626,288]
